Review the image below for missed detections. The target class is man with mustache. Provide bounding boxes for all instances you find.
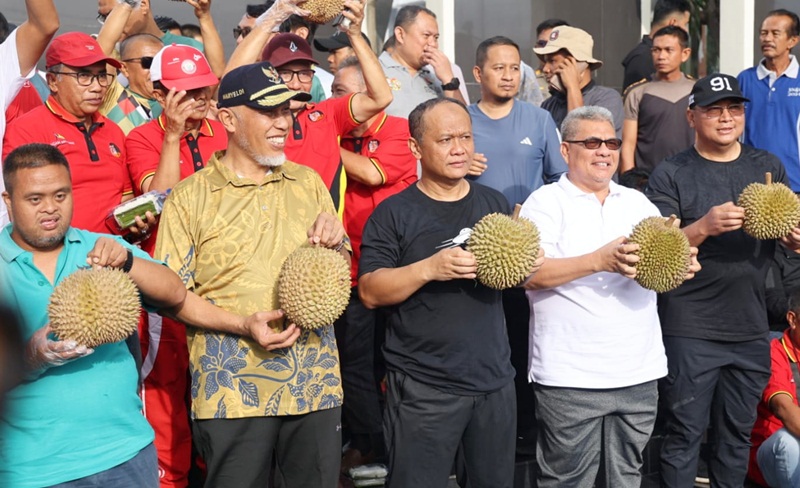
[738,9,800,192]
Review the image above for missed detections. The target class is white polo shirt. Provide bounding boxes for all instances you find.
[520,174,668,389]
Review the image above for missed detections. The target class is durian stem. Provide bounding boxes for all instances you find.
[513,204,522,220]
[666,215,677,227]
[766,172,773,185]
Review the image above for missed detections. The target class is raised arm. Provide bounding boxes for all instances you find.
[15,0,60,76]
[224,0,309,75]
[344,0,393,123]
[186,0,226,77]
[96,1,139,56]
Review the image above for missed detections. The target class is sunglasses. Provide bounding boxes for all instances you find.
[564,137,623,151]
[233,26,252,40]
[121,56,154,70]
[695,104,745,119]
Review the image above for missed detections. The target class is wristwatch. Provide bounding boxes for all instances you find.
[441,78,461,91]
[121,248,134,273]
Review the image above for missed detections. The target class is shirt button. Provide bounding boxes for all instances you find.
[261,205,268,211]
[38,280,45,286]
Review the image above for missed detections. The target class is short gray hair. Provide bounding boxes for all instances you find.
[560,106,615,141]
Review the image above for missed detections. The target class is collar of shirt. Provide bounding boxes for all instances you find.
[45,96,104,126]
[379,51,435,79]
[206,152,298,191]
[556,172,623,201]
[782,329,799,363]
[156,114,216,138]
[0,225,82,263]
[757,54,799,80]
[345,111,387,140]
[549,80,597,100]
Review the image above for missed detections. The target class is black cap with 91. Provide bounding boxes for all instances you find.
[689,73,749,108]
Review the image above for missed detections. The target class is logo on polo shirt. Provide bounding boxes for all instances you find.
[109,143,121,158]
[308,110,324,122]
[51,133,75,148]
[386,77,401,91]
[368,140,380,153]
[789,87,800,97]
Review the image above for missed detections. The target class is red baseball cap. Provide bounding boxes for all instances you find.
[149,44,219,91]
[45,32,122,70]
[262,33,317,68]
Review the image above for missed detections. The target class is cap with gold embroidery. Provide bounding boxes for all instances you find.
[217,61,312,109]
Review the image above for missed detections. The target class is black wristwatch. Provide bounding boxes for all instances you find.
[121,248,134,273]
[441,78,460,91]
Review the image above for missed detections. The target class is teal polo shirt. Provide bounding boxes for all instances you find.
[0,225,155,487]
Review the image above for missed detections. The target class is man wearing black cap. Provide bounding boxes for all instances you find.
[647,73,800,487]
[155,61,349,487]
[314,30,371,73]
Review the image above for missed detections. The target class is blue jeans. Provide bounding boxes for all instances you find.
[758,427,800,488]
[48,443,158,487]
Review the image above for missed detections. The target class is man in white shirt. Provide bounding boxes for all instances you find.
[0,0,59,226]
[520,105,698,487]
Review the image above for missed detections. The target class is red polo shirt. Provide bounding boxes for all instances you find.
[125,114,228,195]
[749,330,799,486]
[341,112,418,285]
[286,93,360,214]
[3,96,130,233]
[126,114,227,255]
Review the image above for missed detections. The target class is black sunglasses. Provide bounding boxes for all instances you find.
[564,137,623,151]
[121,56,154,70]
[233,26,252,40]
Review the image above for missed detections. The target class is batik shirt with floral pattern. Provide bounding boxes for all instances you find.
[155,154,346,419]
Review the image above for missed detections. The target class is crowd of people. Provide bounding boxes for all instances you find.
[3,0,800,487]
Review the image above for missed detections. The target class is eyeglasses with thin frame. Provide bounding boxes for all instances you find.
[277,69,315,84]
[233,26,252,39]
[121,56,154,70]
[564,137,623,151]
[695,104,745,119]
[97,12,108,25]
[49,71,116,87]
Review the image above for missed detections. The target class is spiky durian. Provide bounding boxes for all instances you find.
[49,268,141,348]
[628,215,691,293]
[739,172,800,239]
[302,0,345,24]
[467,204,541,290]
[277,246,350,329]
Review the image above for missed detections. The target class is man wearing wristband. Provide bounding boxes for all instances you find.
[0,143,299,487]
[156,62,349,487]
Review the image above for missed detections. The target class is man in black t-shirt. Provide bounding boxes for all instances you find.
[646,73,800,487]
[358,98,544,488]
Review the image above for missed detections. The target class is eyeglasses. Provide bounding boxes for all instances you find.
[233,26,252,40]
[696,104,745,119]
[535,39,548,48]
[97,12,108,25]
[50,71,115,87]
[121,56,154,70]
[277,69,315,83]
[564,137,623,151]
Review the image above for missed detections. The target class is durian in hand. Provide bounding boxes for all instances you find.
[467,204,541,290]
[738,172,800,239]
[302,0,345,24]
[277,246,350,330]
[628,215,691,293]
[49,268,141,348]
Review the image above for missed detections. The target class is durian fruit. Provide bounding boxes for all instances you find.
[49,268,141,348]
[302,0,345,24]
[467,204,541,290]
[739,172,800,239]
[277,246,350,330]
[628,215,691,293]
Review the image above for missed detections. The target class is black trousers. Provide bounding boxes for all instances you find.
[192,408,342,488]
[384,371,516,488]
[503,287,535,450]
[659,336,770,488]
[333,288,385,453]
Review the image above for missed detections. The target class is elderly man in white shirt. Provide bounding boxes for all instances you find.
[520,105,699,488]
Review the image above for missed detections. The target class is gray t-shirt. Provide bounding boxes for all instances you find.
[541,80,624,137]
[380,51,443,119]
